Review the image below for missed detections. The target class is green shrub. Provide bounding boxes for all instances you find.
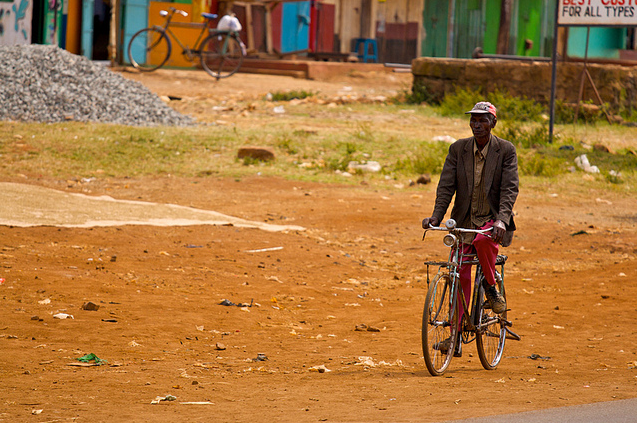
[487,91,544,122]
[353,122,374,142]
[495,122,550,149]
[270,90,315,101]
[438,87,483,117]
[276,136,298,155]
[324,142,361,171]
[438,88,544,122]
[407,79,437,104]
[554,99,611,124]
[393,141,449,175]
[395,83,434,105]
[605,171,623,184]
[517,151,566,177]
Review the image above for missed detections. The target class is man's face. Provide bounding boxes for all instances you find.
[469,113,494,139]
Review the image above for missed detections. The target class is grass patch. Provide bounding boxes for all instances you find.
[1,96,635,193]
[393,142,449,175]
[269,90,316,101]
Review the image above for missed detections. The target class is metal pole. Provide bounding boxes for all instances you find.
[109,0,119,66]
[548,0,560,144]
[574,27,590,123]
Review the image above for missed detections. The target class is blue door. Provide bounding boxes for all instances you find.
[122,0,149,64]
[81,0,93,57]
[280,1,309,53]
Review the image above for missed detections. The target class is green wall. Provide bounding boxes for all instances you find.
[567,27,626,60]
[483,0,501,54]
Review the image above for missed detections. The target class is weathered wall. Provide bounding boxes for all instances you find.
[0,0,32,46]
[412,57,637,112]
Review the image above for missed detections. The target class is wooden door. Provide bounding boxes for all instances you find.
[80,0,93,57]
[422,0,449,57]
[121,0,149,63]
[454,0,485,58]
[280,1,309,53]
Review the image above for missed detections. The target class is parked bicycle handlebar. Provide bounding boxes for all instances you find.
[161,7,188,17]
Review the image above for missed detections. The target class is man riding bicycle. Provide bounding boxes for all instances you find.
[421,101,519,357]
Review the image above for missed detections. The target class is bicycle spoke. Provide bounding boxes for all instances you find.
[200,33,244,79]
[475,278,507,370]
[422,273,456,376]
[127,28,171,72]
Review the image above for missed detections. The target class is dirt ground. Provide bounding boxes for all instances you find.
[1,68,637,423]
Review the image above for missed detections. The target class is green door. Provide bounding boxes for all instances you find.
[44,0,64,45]
[482,0,501,54]
[454,0,485,58]
[516,0,541,56]
[422,0,449,57]
[122,0,149,64]
[513,0,555,57]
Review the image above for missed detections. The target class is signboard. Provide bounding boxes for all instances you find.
[559,0,637,26]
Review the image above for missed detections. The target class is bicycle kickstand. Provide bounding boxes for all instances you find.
[503,320,521,341]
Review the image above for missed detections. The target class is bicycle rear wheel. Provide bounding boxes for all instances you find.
[422,273,458,376]
[200,33,244,79]
[475,272,507,370]
[128,28,171,72]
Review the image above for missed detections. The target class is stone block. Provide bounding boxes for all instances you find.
[237,146,276,162]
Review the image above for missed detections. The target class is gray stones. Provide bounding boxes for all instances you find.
[0,45,193,126]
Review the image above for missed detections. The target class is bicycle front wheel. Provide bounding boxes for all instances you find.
[200,33,244,79]
[422,273,458,376]
[128,28,171,72]
[475,275,507,370]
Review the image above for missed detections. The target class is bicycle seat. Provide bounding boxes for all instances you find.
[202,12,218,20]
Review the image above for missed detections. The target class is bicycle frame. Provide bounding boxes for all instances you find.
[128,6,245,79]
[422,218,520,375]
[423,220,501,335]
[153,9,214,61]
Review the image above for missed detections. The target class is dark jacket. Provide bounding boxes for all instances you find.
[432,135,519,247]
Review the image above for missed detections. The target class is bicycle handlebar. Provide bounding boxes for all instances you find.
[425,225,493,235]
[162,7,189,17]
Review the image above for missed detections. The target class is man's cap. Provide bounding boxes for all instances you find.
[465,101,497,118]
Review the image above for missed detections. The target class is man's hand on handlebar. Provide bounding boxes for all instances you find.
[421,217,440,229]
[491,220,506,244]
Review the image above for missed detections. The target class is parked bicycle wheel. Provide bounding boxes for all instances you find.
[200,33,244,79]
[475,273,507,370]
[422,273,458,376]
[128,28,171,72]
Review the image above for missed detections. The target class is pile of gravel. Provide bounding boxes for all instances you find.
[0,44,193,126]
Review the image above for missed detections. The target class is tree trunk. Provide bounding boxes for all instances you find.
[496,0,512,55]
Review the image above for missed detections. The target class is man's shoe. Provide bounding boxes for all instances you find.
[433,336,462,357]
[484,283,507,314]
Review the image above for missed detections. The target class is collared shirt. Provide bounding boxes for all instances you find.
[460,136,495,243]
[471,137,493,227]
